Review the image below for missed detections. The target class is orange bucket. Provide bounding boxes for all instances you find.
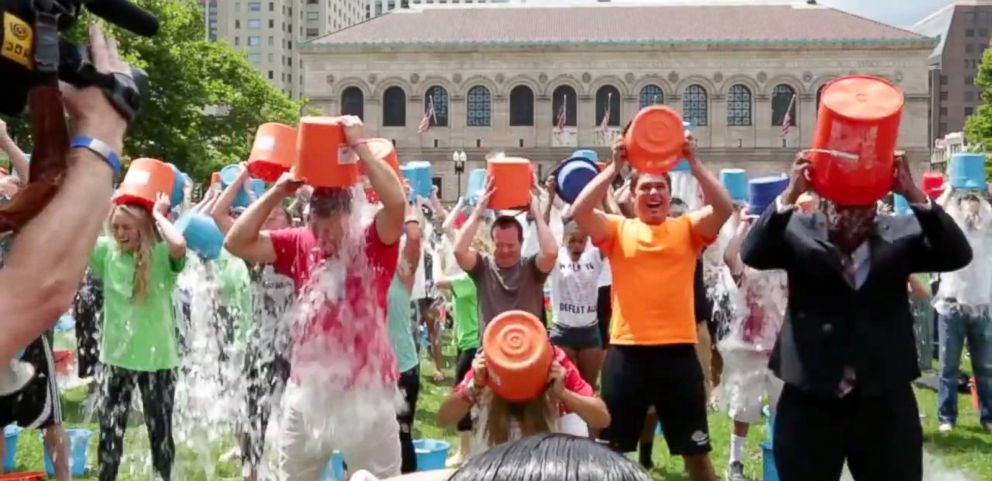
[487,157,532,210]
[624,106,685,174]
[113,158,175,212]
[248,123,297,182]
[482,310,553,403]
[810,75,903,206]
[360,138,401,178]
[0,473,47,481]
[295,116,356,188]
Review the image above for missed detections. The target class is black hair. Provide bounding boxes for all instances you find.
[491,215,524,243]
[309,187,352,218]
[449,433,652,481]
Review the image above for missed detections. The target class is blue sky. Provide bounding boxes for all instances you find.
[816,0,953,27]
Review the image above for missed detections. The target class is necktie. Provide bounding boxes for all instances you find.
[841,255,857,288]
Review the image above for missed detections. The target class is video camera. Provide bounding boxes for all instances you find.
[0,0,159,120]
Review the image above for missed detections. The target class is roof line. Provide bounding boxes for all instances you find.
[300,37,938,51]
[821,5,925,38]
[913,2,957,28]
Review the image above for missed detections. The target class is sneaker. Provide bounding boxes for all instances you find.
[938,422,954,433]
[725,461,747,481]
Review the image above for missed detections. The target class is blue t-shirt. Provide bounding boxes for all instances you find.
[387,275,419,373]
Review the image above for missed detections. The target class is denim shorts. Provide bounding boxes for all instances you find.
[549,323,602,350]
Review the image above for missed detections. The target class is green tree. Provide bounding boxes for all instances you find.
[1,0,304,181]
[965,47,992,177]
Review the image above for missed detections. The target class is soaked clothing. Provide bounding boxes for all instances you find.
[98,365,176,481]
[468,253,549,331]
[73,270,103,378]
[89,236,186,371]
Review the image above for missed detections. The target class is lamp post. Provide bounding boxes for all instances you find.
[453,150,466,197]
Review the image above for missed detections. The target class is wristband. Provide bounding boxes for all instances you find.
[70,136,122,178]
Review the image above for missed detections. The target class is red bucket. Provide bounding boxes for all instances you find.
[52,350,74,377]
[922,172,944,199]
[810,75,903,206]
[248,123,297,182]
[0,473,47,481]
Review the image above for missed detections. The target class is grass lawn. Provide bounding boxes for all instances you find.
[5,340,990,480]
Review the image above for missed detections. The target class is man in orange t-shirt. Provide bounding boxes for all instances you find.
[571,136,733,481]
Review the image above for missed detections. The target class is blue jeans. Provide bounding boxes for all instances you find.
[937,310,992,425]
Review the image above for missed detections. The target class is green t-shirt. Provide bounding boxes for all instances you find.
[450,274,480,351]
[387,275,419,373]
[215,249,253,344]
[90,236,185,371]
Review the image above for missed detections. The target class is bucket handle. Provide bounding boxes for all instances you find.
[806,148,859,161]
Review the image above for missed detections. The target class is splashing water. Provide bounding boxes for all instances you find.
[936,192,992,315]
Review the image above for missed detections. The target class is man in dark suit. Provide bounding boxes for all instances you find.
[741,153,972,481]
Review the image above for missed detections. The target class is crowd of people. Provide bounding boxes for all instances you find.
[0,27,990,481]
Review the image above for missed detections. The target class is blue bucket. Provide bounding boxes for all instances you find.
[466,169,487,204]
[3,425,21,472]
[401,161,433,198]
[319,451,345,481]
[556,156,599,204]
[414,439,450,471]
[748,175,789,217]
[239,179,267,208]
[949,152,986,190]
[761,440,780,481]
[41,428,91,477]
[167,163,185,208]
[671,159,691,172]
[893,193,911,216]
[175,212,224,260]
[720,168,748,202]
[572,149,599,163]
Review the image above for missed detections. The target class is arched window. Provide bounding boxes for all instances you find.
[467,85,491,127]
[509,85,534,126]
[772,84,797,126]
[341,87,364,119]
[382,86,406,127]
[727,84,752,126]
[551,85,577,127]
[425,85,449,127]
[595,85,621,127]
[683,84,708,126]
[639,85,664,109]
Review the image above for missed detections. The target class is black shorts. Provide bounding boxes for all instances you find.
[600,344,711,456]
[0,335,62,429]
[597,285,612,348]
[454,348,478,432]
[549,324,602,350]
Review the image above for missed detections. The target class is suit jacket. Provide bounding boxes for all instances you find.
[741,202,972,396]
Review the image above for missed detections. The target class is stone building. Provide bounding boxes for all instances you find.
[300,2,936,200]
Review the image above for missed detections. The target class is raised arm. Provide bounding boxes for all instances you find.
[211,164,249,235]
[531,190,559,273]
[453,180,493,273]
[441,196,465,241]
[684,136,733,241]
[571,139,625,244]
[153,193,187,260]
[398,202,423,292]
[344,116,405,246]
[723,212,750,277]
[225,173,301,265]
[741,153,808,271]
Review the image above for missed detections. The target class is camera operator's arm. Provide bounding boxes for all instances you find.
[0,26,126,361]
[0,119,30,182]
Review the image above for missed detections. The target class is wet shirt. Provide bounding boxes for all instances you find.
[215,249,253,344]
[468,253,549,332]
[89,236,185,371]
[595,215,707,345]
[551,245,604,328]
[387,274,419,373]
[270,225,399,385]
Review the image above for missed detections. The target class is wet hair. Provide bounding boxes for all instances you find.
[308,187,352,219]
[449,433,652,481]
[107,204,159,300]
[490,215,524,243]
[630,170,672,192]
[482,393,555,448]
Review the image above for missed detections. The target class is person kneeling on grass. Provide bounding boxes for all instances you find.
[437,322,609,457]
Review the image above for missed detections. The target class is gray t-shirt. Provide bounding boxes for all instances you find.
[468,253,549,334]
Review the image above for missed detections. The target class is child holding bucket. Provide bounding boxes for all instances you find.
[90,193,187,481]
[437,311,610,457]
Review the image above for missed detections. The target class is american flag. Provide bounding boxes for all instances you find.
[554,95,567,132]
[780,94,796,138]
[418,96,436,134]
[599,92,612,133]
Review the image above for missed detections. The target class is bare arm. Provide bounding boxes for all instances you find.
[441,196,465,241]
[0,119,29,182]
[684,137,734,240]
[211,165,249,235]
[0,25,122,361]
[723,215,749,277]
[558,389,611,429]
[571,141,625,245]
[438,390,474,427]
[225,174,299,265]
[398,203,422,292]
[152,194,187,260]
[531,191,559,273]
[344,117,405,245]
[453,181,493,273]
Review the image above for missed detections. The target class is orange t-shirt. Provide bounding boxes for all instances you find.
[595,214,707,345]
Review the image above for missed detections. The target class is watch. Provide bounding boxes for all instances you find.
[70,135,122,178]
